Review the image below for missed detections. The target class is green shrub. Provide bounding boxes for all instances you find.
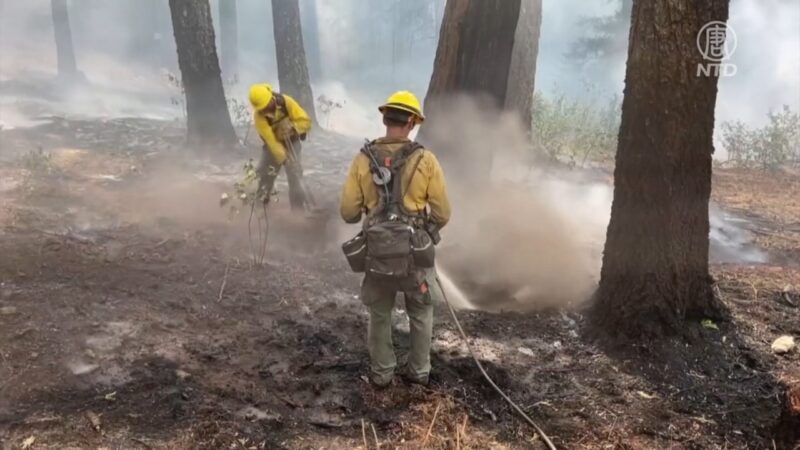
[721,105,800,170]
[532,92,621,166]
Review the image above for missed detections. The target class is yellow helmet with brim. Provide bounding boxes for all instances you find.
[249,83,274,111]
[379,91,425,123]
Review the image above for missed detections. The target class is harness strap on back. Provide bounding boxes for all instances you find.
[361,141,424,219]
[266,93,288,127]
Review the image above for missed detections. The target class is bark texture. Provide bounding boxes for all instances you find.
[51,0,78,77]
[218,0,239,80]
[272,0,316,123]
[169,0,237,149]
[424,0,541,177]
[590,0,730,340]
[505,0,542,135]
[426,0,520,108]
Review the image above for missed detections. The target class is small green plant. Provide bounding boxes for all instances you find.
[220,160,269,218]
[532,92,621,167]
[721,105,800,170]
[220,160,272,266]
[19,148,59,177]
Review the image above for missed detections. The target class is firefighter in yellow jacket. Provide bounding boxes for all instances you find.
[249,83,312,210]
[340,91,451,388]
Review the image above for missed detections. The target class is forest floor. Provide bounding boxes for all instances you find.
[0,117,799,449]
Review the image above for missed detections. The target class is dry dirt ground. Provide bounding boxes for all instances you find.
[1,118,799,449]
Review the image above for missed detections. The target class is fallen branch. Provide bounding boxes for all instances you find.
[153,238,170,249]
[422,402,441,447]
[456,414,469,450]
[747,281,759,302]
[217,261,231,302]
[361,419,369,450]
[371,423,380,449]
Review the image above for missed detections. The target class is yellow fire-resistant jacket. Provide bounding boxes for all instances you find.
[340,137,451,227]
[254,93,312,164]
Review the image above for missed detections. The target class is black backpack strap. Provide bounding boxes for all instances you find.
[360,140,425,218]
[389,142,424,212]
[360,139,382,175]
[273,92,287,112]
[360,140,392,213]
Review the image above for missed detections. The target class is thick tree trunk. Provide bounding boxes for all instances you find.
[426,0,520,108]
[169,0,237,149]
[300,0,322,82]
[423,0,541,179]
[272,0,316,123]
[218,0,239,81]
[589,0,730,340]
[51,0,78,78]
[506,0,542,136]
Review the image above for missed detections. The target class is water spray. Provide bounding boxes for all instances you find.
[435,265,474,310]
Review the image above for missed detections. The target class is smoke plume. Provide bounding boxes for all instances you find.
[424,97,609,311]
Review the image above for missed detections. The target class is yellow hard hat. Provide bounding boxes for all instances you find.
[249,83,274,111]
[379,91,425,123]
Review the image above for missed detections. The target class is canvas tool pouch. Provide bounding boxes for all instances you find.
[267,94,296,142]
[272,116,295,142]
[410,228,435,268]
[342,231,367,272]
[365,221,414,280]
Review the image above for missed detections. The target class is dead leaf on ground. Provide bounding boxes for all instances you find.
[21,436,36,449]
[701,319,719,330]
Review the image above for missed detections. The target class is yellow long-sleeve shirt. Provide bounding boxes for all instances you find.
[340,137,451,227]
[254,93,312,164]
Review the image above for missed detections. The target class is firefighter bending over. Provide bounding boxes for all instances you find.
[249,83,312,210]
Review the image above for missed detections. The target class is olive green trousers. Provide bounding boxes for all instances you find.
[361,268,442,384]
[256,141,305,210]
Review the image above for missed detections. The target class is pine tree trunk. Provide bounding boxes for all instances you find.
[427,0,520,107]
[169,0,237,150]
[272,0,316,123]
[218,0,239,81]
[424,0,541,178]
[589,0,730,340]
[300,0,322,82]
[51,0,78,78]
[505,0,542,136]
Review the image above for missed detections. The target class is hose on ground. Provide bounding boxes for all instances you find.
[437,275,558,450]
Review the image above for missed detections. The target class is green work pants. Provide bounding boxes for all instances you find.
[361,268,442,384]
[256,140,306,210]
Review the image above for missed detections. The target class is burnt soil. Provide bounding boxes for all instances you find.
[1,118,799,449]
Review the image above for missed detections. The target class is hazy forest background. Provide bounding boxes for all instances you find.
[0,0,799,449]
